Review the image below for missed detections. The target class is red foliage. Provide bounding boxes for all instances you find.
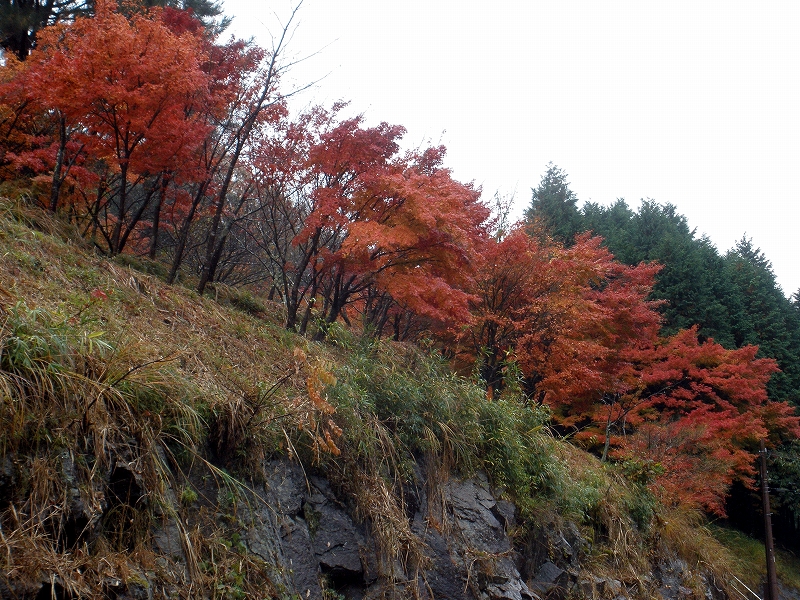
[31,2,210,171]
[0,55,77,187]
[461,230,662,400]
[527,234,662,408]
[251,104,489,334]
[13,0,212,251]
[618,329,799,515]
[460,227,799,515]
[160,6,204,35]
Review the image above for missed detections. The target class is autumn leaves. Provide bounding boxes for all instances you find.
[460,227,800,513]
[1,1,798,517]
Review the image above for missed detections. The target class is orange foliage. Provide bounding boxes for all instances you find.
[13,1,211,251]
[251,104,489,334]
[461,229,661,400]
[461,226,799,515]
[619,329,799,515]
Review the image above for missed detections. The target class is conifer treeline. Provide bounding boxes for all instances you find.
[527,164,800,405]
[527,164,800,546]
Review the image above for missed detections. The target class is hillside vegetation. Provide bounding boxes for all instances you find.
[2,1,800,597]
[1,197,799,598]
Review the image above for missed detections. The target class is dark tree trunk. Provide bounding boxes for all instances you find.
[167,183,206,284]
[109,160,128,255]
[149,173,168,260]
[49,114,67,212]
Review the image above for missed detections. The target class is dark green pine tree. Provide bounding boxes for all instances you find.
[724,237,800,404]
[524,163,583,245]
[581,199,737,346]
[581,198,636,262]
[139,0,229,34]
[638,226,735,346]
[1,0,89,60]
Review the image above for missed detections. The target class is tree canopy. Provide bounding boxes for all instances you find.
[1,1,798,542]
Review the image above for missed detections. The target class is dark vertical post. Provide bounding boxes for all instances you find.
[760,439,779,600]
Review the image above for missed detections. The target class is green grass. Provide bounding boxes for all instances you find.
[710,525,800,592]
[3,194,794,598]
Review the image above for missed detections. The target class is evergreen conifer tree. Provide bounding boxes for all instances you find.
[525,163,583,244]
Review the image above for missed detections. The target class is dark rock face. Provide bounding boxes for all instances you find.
[529,561,567,598]
[428,476,535,600]
[246,461,535,600]
[652,556,710,600]
[308,476,372,579]
[252,460,323,600]
[0,454,751,599]
[230,460,741,600]
[249,462,378,600]
[519,517,587,581]
[516,515,589,599]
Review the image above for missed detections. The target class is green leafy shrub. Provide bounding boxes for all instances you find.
[1,301,72,374]
[327,339,590,524]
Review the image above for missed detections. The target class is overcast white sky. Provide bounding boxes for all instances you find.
[224,0,799,296]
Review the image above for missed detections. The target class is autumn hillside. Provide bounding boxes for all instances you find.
[0,197,798,598]
[2,1,800,598]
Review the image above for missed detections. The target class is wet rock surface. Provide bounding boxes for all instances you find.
[248,461,537,600]
[212,461,755,600]
[2,455,767,599]
[436,477,535,600]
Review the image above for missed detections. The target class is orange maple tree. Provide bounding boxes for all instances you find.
[615,329,800,514]
[250,104,489,336]
[460,226,800,514]
[461,229,662,400]
[19,0,211,254]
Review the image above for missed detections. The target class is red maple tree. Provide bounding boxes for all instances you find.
[250,104,489,336]
[20,0,211,253]
[461,230,662,403]
[618,329,799,514]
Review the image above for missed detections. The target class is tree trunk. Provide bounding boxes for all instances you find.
[110,160,128,255]
[49,114,67,212]
[149,173,168,259]
[197,189,250,295]
[601,410,613,463]
[118,178,158,255]
[197,225,231,295]
[167,183,206,284]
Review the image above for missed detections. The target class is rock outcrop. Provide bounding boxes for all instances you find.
[153,459,727,600]
[1,456,749,599]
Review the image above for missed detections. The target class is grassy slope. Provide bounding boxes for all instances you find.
[0,196,796,598]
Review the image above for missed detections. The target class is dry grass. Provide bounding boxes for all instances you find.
[0,196,342,597]
[1,195,790,599]
[709,524,800,594]
[654,508,742,598]
[553,446,746,598]
[553,445,651,587]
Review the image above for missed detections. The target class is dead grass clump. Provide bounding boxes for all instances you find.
[0,193,87,248]
[551,445,649,585]
[0,302,204,594]
[0,196,352,596]
[325,409,430,595]
[655,507,739,597]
